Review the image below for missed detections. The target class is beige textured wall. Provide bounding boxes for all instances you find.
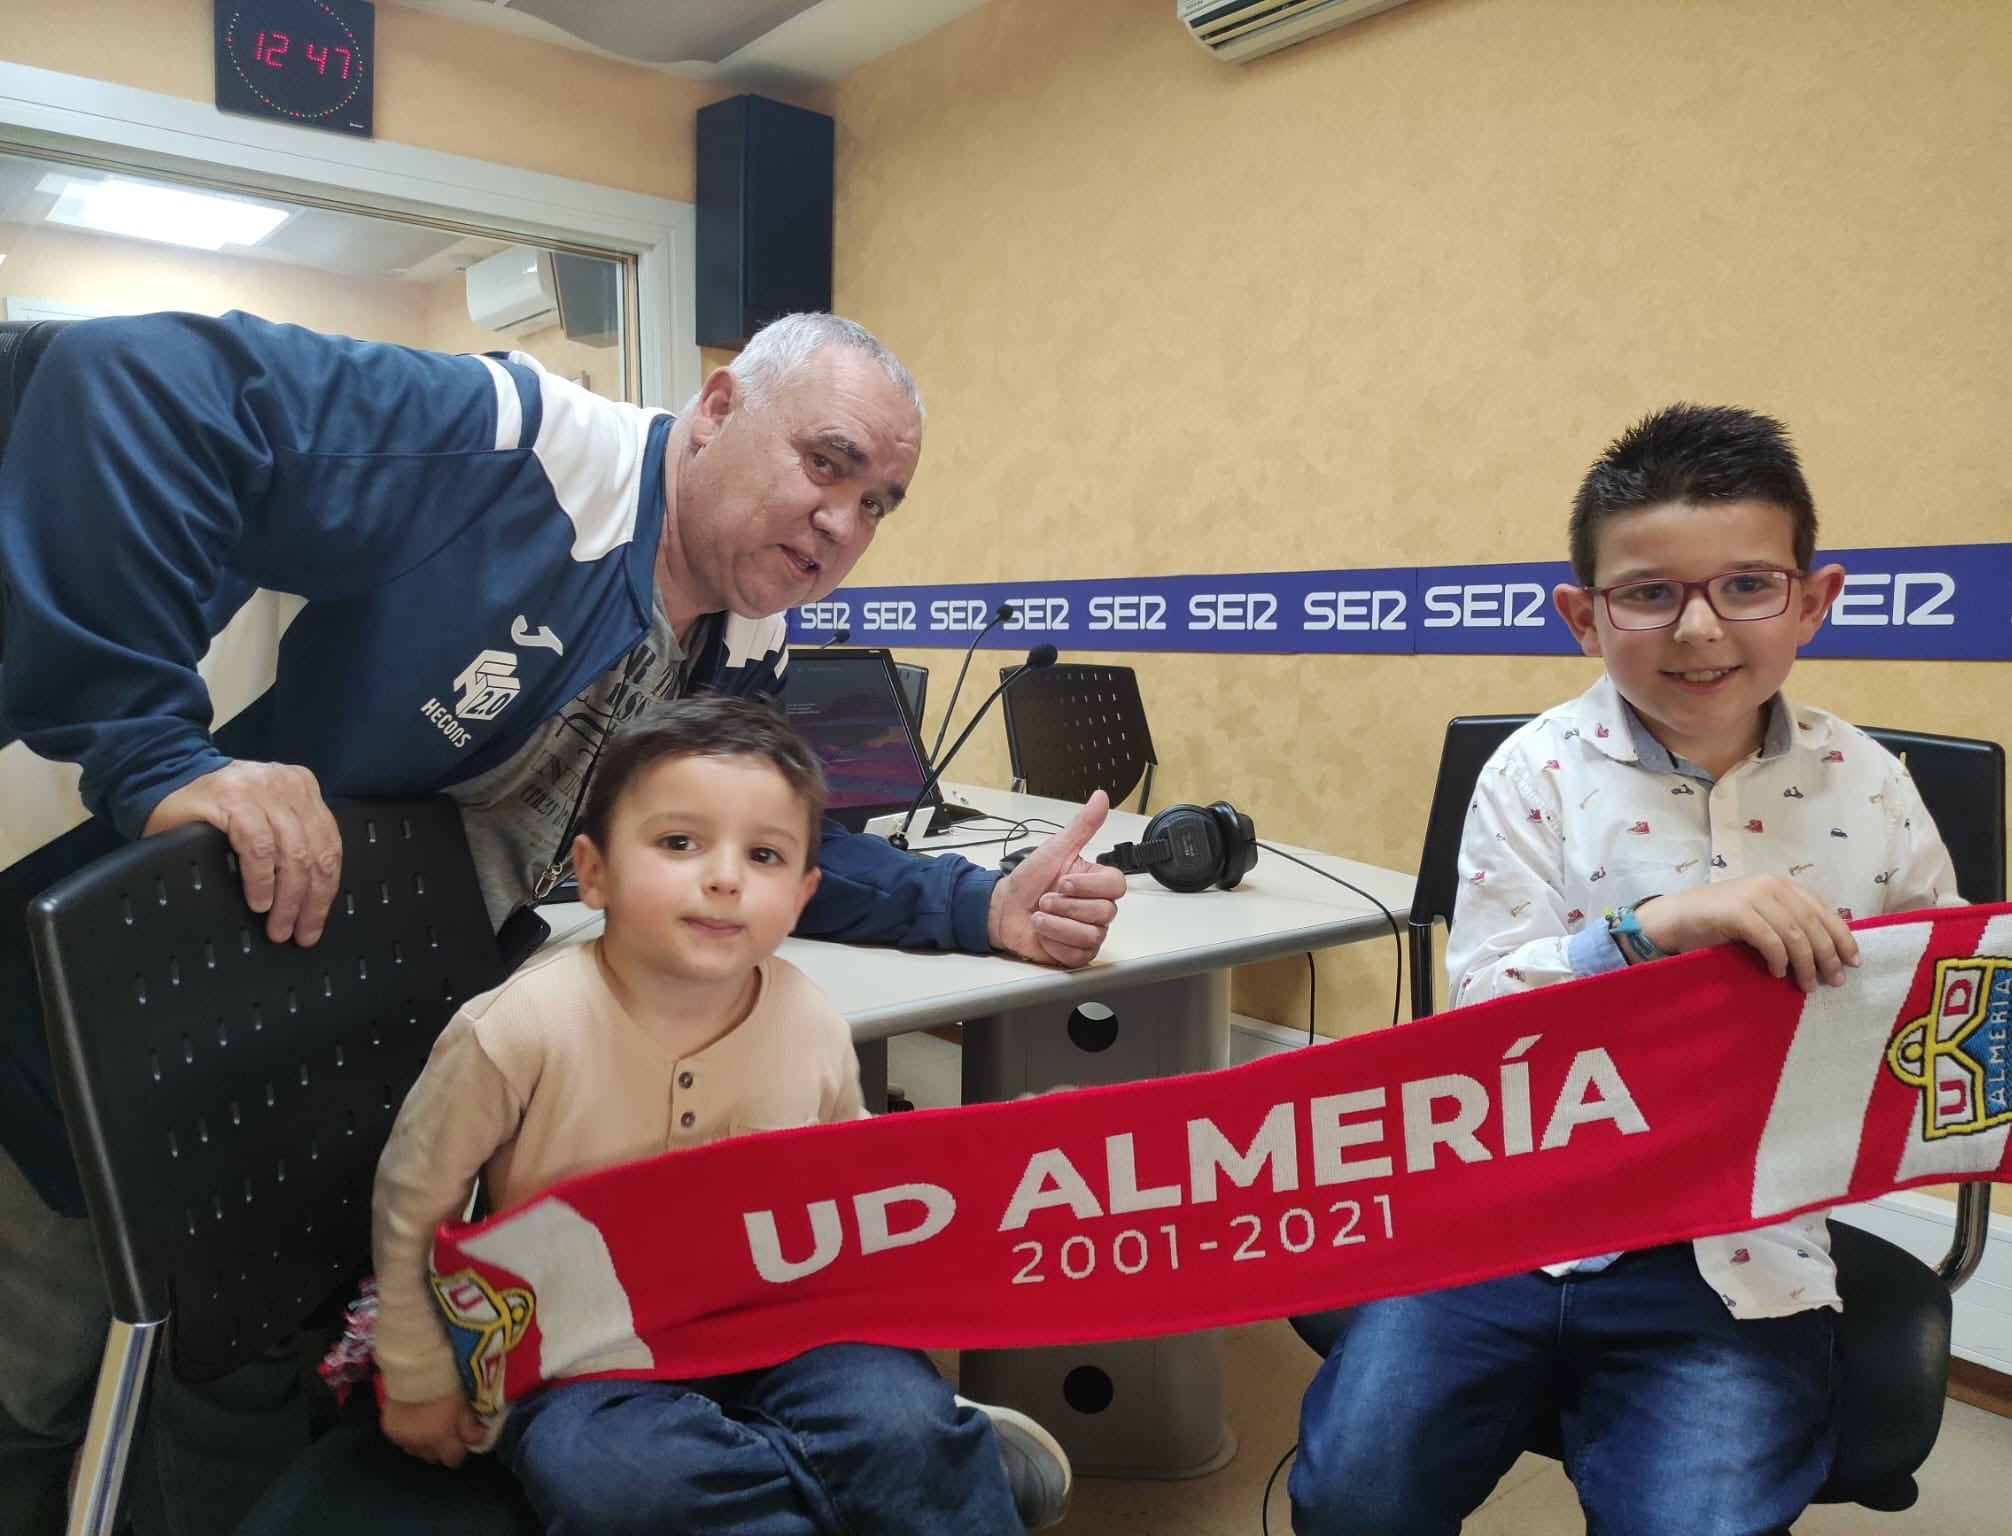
[819,0,2012,1063]
[1,0,727,200]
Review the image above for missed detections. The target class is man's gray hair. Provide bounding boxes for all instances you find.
[683,312,924,426]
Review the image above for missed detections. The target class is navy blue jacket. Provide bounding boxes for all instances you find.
[0,312,997,1212]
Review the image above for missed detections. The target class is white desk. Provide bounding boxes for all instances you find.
[540,784,1413,1478]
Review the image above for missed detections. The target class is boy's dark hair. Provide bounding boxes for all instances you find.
[578,694,826,864]
[1568,403,1817,585]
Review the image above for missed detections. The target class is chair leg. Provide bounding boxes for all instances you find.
[67,1317,163,1536]
[1939,1182,1992,1290]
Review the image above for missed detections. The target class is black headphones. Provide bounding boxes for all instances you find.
[1096,802,1257,893]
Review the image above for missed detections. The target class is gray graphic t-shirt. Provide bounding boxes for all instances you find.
[448,604,712,923]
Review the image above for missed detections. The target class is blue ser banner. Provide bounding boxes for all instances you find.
[788,543,2012,663]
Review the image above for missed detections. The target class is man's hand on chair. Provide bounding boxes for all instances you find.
[986,790,1127,968]
[143,759,342,946]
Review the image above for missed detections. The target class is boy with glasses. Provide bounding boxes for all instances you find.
[1290,403,1962,1536]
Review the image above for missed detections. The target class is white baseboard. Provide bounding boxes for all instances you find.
[1828,1191,2011,1373]
[1229,1013,1314,1065]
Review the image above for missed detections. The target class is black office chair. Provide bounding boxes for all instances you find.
[998,662,1158,812]
[32,798,538,1536]
[894,661,928,731]
[1291,715,2002,1513]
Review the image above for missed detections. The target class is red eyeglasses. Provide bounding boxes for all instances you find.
[1584,568,1806,631]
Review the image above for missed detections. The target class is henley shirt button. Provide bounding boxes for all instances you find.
[678,1071,694,1089]
[679,1110,696,1129]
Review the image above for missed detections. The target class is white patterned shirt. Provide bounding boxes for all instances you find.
[1447,673,1963,1317]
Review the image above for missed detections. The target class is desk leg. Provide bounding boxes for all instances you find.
[854,1037,888,1116]
[957,969,1237,1480]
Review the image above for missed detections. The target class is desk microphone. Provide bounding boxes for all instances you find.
[926,602,1016,769]
[892,642,1056,848]
[818,625,852,648]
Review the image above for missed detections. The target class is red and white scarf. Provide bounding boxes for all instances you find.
[430,903,2012,1413]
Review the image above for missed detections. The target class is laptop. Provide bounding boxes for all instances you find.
[781,647,986,835]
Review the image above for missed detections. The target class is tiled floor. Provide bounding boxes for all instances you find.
[889,1034,2012,1535]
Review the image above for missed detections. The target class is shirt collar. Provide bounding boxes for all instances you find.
[1569,674,1816,777]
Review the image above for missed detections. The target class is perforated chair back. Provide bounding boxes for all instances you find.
[33,798,503,1374]
[1861,727,2006,907]
[997,662,1158,812]
[894,662,928,731]
[31,799,510,1533]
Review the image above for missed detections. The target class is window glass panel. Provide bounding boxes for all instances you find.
[0,148,633,401]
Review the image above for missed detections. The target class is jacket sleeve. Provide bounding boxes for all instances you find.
[0,311,527,838]
[797,819,1001,952]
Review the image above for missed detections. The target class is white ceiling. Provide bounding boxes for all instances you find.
[391,0,990,97]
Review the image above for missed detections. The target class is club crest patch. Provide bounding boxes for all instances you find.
[1887,957,2012,1140]
[454,648,521,722]
[431,1268,535,1414]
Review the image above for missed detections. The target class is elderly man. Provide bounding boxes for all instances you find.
[0,310,1119,1533]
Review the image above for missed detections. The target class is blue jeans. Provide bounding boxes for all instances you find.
[500,1343,1022,1535]
[1290,1245,1838,1536]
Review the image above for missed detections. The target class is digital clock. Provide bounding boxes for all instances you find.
[214,0,375,139]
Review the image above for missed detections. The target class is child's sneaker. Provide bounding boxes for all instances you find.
[956,1395,1072,1528]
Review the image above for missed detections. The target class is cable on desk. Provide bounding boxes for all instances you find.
[1258,841,1402,1029]
[920,832,1030,853]
[917,813,1068,855]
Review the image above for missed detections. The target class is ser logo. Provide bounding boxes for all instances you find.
[800,601,851,632]
[1422,582,1549,629]
[1886,955,2011,1139]
[1829,573,1956,628]
[1088,595,1168,632]
[430,1268,535,1415]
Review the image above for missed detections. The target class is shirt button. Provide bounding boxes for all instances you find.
[678,1071,694,1089]
[680,1111,695,1129]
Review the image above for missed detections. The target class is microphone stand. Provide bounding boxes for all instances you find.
[926,602,1016,769]
[891,643,1057,849]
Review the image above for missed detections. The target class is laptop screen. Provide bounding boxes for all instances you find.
[780,648,938,832]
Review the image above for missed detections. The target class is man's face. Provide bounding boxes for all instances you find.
[669,348,922,620]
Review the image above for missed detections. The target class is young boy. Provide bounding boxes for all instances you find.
[370,695,1070,1532]
[1290,404,1963,1536]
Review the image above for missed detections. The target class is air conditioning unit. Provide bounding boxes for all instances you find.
[1178,0,1415,63]
[465,245,558,335]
